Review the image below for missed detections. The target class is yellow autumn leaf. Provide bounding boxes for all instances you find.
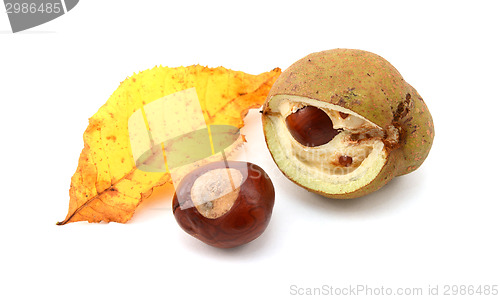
[57,65,281,225]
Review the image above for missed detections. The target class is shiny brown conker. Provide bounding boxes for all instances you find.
[172,161,275,248]
[285,106,340,147]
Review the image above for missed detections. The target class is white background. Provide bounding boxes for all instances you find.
[1,1,499,298]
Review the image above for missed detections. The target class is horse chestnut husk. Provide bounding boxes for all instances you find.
[172,161,275,248]
[262,49,434,199]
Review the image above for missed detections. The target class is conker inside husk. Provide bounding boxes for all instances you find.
[172,161,275,248]
[285,106,340,147]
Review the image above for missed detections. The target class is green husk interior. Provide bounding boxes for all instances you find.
[264,95,388,195]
